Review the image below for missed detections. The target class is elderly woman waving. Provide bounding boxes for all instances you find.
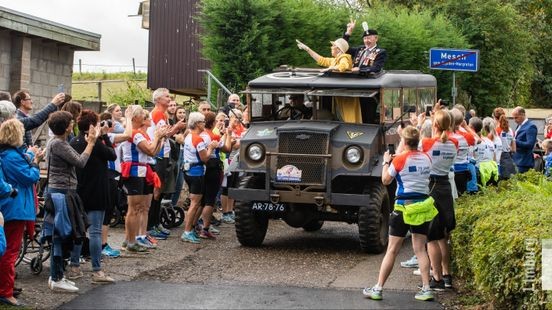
[297,38,352,72]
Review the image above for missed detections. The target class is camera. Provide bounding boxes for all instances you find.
[100,120,113,128]
[440,99,448,107]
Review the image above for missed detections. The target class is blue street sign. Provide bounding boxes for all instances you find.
[429,48,479,72]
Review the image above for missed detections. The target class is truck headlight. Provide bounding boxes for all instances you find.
[345,146,363,164]
[247,144,264,161]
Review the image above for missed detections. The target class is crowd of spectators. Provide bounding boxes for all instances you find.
[365,100,547,302]
[0,89,248,305]
[1,83,550,305]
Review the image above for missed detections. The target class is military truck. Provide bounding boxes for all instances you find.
[228,68,437,253]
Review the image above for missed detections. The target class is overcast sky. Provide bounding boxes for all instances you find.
[0,0,149,73]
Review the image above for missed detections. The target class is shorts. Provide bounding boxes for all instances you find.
[154,157,176,194]
[389,209,430,237]
[427,176,456,241]
[203,166,223,206]
[122,177,153,196]
[221,172,240,196]
[184,174,205,195]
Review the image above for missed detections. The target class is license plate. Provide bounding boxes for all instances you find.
[251,202,286,212]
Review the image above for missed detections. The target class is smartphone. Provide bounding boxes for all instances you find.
[57,84,65,93]
[387,144,395,155]
[425,105,432,116]
[440,99,448,107]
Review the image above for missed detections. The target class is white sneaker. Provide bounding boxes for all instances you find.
[413,268,434,276]
[48,277,75,288]
[50,278,79,292]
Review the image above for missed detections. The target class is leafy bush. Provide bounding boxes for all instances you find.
[198,0,467,94]
[452,171,552,308]
[107,80,152,106]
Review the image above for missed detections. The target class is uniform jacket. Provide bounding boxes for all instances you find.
[0,145,40,221]
[343,33,387,74]
[513,120,537,168]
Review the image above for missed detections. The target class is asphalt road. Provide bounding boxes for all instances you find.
[14,218,450,309]
[60,282,441,309]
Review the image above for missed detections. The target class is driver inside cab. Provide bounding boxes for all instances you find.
[278,95,313,120]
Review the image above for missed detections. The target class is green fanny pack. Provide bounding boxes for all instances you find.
[394,197,438,226]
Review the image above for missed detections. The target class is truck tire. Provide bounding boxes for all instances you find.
[358,183,390,254]
[303,220,324,232]
[235,175,269,247]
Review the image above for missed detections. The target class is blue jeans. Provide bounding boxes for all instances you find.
[47,187,67,281]
[70,210,104,271]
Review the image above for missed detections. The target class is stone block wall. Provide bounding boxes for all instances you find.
[0,31,11,91]
[29,38,73,111]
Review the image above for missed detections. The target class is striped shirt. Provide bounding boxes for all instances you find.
[121,130,150,177]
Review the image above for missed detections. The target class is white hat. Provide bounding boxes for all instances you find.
[0,100,16,123]
[330,38,349,53]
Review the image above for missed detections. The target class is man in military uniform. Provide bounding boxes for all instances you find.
[343,20,387,74]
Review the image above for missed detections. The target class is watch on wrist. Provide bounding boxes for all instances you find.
[382,161,390,166]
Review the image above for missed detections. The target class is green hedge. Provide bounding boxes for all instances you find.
[452,171,552,308]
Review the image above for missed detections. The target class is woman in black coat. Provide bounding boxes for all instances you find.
[68,109,117,283]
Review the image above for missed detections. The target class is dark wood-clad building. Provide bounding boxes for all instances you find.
[145,0,209,96]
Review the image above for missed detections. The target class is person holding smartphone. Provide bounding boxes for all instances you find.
[363,126,437,302]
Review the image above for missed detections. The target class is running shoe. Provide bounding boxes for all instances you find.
[181,231,201,244]
[126,243,148,253]
[101,244,121,258]
[400,255,418,268]
[443,274,453,288]
[121,240,128,251]
[200,229,217,240]
[156,224,171,235]
[362,287,383,300]
[222,214,235,224]
[148,229,168,240]
[414,288,434,301]
[146,235,159,246]
[136,236,156,249]
[209,226,221,235]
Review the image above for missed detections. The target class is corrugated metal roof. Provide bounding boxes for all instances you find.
[147,0,209,96]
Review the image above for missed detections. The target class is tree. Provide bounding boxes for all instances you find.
[199,0,467,96]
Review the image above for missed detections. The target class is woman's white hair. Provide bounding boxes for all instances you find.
[187,112,205,129]
[229,108,243,120]
[127,105,144,120]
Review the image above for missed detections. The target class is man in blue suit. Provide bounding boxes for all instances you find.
[512,107,537,173]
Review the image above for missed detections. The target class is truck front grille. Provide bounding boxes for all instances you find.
[274,132,329,185]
